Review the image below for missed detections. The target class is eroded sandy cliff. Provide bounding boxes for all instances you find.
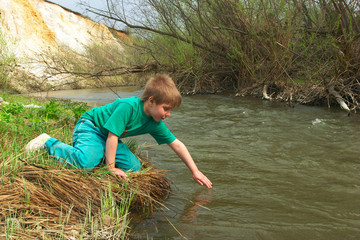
[0,0,125,91]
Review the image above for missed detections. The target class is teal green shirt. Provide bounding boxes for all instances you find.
[81,97,176,145]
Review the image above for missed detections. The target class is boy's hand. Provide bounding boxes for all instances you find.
[110,167,128,180]
[168,139,212,188]
[193,170,212,188]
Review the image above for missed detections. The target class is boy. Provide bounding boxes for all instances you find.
[26,74,212,188]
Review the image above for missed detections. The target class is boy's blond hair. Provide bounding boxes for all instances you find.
[141,74,182,108]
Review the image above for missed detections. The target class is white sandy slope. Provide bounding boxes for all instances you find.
[0,0,124,88]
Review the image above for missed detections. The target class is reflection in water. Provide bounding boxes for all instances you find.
[33,89,360,240]
[176,189,213,240]
[180,188,212,225]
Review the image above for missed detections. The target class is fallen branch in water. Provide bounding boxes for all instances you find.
[328,85,350,112]
[262,84,271,100]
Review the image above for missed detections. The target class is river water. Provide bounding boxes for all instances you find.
[31,87,360,240]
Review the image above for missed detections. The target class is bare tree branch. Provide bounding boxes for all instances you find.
[85,8,227,58]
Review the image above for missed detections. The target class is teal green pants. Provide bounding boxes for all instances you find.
[45,118,141,172]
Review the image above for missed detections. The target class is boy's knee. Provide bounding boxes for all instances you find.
[131,158,141,172]
[115,155,141,172]
[125,156,141,172]
[67,156,93,171]
[72,151,100,171]
[77,161,95,171]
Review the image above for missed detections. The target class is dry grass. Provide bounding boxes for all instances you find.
[0,157,171,239]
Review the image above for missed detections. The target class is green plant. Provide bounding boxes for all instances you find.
[4,212,18,239]
[99,182,135,239]
[62,100,89,121]
[0,27,17,89]
[38,100,60,120]
[2,102,25,115]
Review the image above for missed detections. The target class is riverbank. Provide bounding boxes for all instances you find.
[3,67,358,114]
[0,92,170,239]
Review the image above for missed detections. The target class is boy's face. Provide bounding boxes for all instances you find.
[147,97,173,122]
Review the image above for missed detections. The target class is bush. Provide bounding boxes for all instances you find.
[111,0,359,109]
[0,27,17,89]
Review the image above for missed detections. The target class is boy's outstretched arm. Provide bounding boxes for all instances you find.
[168,139,212,188]
[106,132,128,180]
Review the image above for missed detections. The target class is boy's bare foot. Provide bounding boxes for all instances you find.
[25,133,51,152]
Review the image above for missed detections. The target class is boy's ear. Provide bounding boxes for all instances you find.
[148,96,155,105]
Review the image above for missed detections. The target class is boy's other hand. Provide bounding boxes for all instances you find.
[110,168,128,180]
[193,170,212,188]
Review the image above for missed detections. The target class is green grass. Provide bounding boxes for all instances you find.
[0,93,84,173]
[0,92,138,239]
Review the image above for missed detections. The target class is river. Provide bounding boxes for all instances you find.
[31,87,360,240]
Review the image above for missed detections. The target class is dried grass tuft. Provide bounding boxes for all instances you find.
[0,157,171,239]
